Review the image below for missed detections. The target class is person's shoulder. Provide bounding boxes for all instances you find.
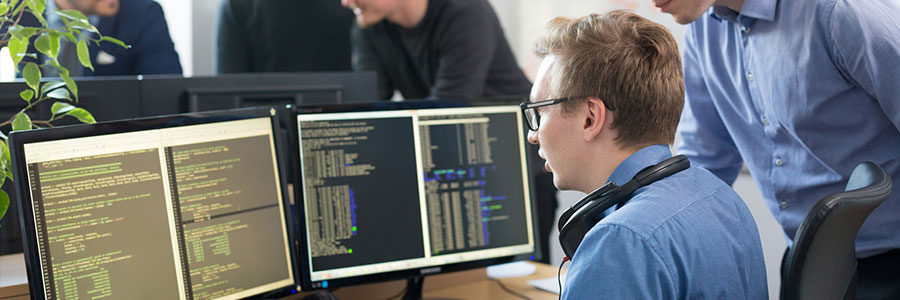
[600,166,742,235]
[435,0,495,22]
[115,0,165,20]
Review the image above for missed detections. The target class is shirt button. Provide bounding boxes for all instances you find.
[761,116,769,125]
[775,158,784,166]
[747,72,754,81]
[781,201,788,209]
[743,26,751,33]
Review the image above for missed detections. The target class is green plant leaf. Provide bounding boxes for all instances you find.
[48,31,61,58]
[60,72,78,102]
[100,36,131,49]
[12,113,32,131]
[1,139,8,163]
[7,37,28,66]
[76,39,93,71]
[26,0,48,27]
[56,9,89,23]
[19,89,34,102]
[47,88,70,100]
[51,101,76,117]
[27,0,45,14]
[60,31,77,44]
[67,20,98,33]
[66,108,95,124]
[0,3,10,16]
[40,81,66,95]
[8,25,37,40]
[0,190,9,226]
[34,32,51,54]
[23,62,41,92]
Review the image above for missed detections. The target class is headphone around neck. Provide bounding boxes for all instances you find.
[557,155,690,260]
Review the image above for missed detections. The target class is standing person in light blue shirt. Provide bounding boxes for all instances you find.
[659,0,900,297]
[525,10,766,298]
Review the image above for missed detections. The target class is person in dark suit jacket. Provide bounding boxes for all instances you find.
[19,0,182,76]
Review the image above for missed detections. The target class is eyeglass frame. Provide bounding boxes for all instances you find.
[519,96,614,131]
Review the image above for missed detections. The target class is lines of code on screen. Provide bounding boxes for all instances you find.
[300,117,425,271]
[169,135,290,300]
[419,112,530,256]
[28,149,182,299]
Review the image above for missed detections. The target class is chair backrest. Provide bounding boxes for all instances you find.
[780,162,892,300]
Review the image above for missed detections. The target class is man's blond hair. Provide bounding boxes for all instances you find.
[533,10,684,147]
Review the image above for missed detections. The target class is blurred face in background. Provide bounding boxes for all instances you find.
[341,0,402,28]
[58,0,120,17]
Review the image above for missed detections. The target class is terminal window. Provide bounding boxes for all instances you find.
[298,106,534,281]
[23,117,294,300]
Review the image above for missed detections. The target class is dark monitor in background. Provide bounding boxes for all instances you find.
[292,101,537,298]
[0,77,141,125]
[9,107,298,299]
[0,77,142,255]
[139,72,378,117]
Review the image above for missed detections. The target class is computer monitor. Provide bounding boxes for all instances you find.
[139,72,378,117]
[9,107,298,299]
[291,101,537,296]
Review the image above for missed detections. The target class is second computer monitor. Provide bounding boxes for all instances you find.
[294,102,536,288]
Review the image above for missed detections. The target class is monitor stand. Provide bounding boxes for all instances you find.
[402,276,458,300]
[402,277,425,300]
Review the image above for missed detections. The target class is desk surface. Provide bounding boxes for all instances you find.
[1,252,562,300]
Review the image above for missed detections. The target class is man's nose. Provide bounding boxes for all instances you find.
[527,129,539,145]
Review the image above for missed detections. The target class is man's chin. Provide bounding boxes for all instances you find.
[355,15,380,28]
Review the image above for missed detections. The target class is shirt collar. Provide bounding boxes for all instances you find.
[606,145,673,187]
[709,0,777,25]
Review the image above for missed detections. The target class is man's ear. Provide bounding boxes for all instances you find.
[583,97,608,141]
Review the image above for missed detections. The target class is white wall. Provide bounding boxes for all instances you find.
[156,0,193,76]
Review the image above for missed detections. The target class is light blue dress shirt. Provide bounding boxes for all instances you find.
[677,0,900,257]
[562,145,767,299]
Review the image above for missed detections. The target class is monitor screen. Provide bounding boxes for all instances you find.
[294,104,535,288]
[10,108,296,300]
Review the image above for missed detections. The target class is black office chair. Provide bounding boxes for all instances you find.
[780,162,892,300]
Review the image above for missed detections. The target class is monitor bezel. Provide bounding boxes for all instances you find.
[9,106,301,300]
[289,100,542,290]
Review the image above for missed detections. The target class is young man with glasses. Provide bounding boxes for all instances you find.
[525,11,767,298]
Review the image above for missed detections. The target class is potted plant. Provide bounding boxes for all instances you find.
[0,0,126,224]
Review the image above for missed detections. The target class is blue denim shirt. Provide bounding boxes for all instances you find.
[562,145,767,299]
[677,0,900,257]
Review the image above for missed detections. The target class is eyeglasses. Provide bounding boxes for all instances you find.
[519,96,613,131]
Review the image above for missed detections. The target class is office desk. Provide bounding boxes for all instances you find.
[1,253,562,300]
[294,261,563,300]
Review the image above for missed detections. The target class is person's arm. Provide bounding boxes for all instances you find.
[429,3,497,99]
[829,0,900,130]
[215,0,250,74]
[562,224,676,299]
[675,27,743,185]
[131,1,182,75]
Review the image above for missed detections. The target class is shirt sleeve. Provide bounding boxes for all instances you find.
[215,0,250,74]
[350,25,395,100]
[562,224,677,299]
[429,3,497,99]
[829,0,900,131]
[132,1,182,75]
[675,27,743,185]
